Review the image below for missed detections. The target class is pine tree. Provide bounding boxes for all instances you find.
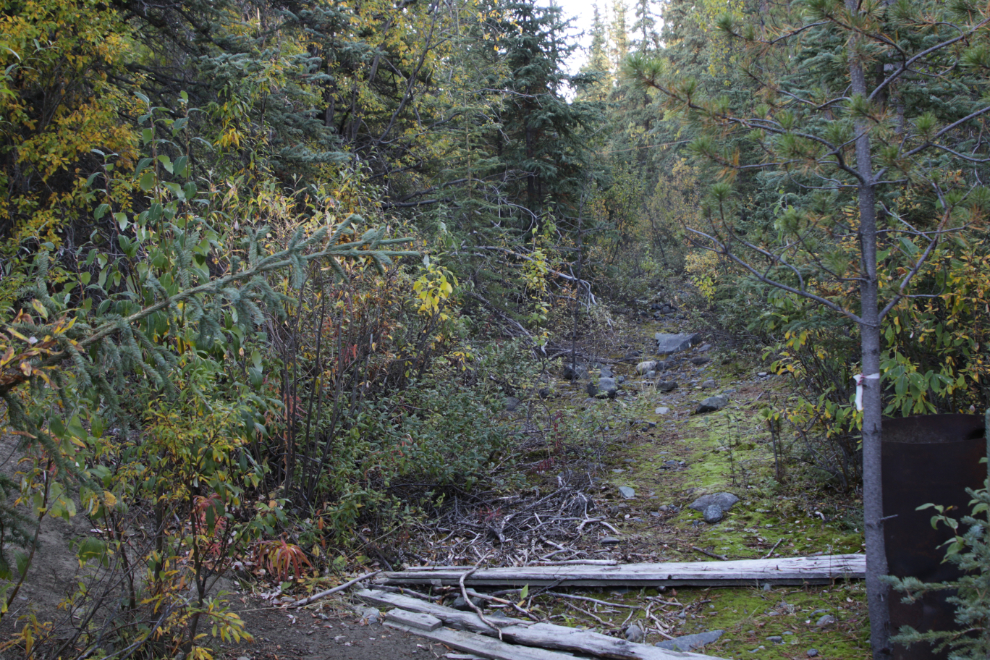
[609,0,629,70]
[631,0,659,52]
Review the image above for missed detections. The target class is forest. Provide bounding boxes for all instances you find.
[0,0,989,658]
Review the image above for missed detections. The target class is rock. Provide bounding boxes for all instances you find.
[625,624,645,643]
[698,343,712,352]
[807,649,819,657]
[624,350,642,359]
[762,583,772,592]
[689,492,740,513]
[358,606,382,623]
[563,362,589,380]
[618,486,636,499]
[617,375,626,384]
[596,377,619,398]
[452,596,483,611]
[702,379,716,389]
[504,396,520,411]
[600,536,622,545]
[537,388,550,399]
[657,380,677,393]
[646,370,656,379]
[655,332,701,355]
[600,366,613,378]
[636,360,658,374]
[586,382,598,397]
[691,356,711,366]
[816,614,835,627]
[703,504,724,523]
[768,636,783,644]
[757,371,768,378]
[655,630,724,652]
[696,395,729,413]
[655,406,670,415]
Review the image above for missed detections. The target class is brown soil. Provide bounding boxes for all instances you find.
[218,597,447,660]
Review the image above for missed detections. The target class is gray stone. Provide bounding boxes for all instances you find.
[689,492,740,513]
[768,636,783,644]
[807,649,819,657]
[359,607,382,623]
[600,536,622,545]
[600,366,613,378]
[586,382,598,397]
[646,370,656,379]
[504,396,520,411]
[702,379,716,389]
[657,380,677,393]
[625,624,645,643]
[655,406,670,415]
[637,360,658,374]
[655,332,701,355]
[698,343,713,352]
[703,504,724,523]
[617,375,626,384]
[618,486,636,499]
[816,614,835,627]
[452,596,483,611]
[762,583,772,592]
[563,362,589,380]
[692,356,711,366]
[655,630,724,652]
[696,395,729,413]
[596,377,619,398]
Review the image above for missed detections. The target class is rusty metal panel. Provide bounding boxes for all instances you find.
[882,414,986,660]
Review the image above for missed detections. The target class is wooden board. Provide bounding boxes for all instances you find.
[359,589,726,660]
[384,620,579,660]
[383,554,865,588]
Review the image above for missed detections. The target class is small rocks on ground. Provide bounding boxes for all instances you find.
[817,614,836,627]
[600,536,622,545]
[618,486,636,499]
[696,394,729,413]
[807,649,819,657]
[702,379,716,389]
[655,406,670,415]
[596,377,619,398]
[504,396,520,411]
[636,360,657,374]
[767,636,783,644]
[657,381,677,393]
[691,356,711,365]
[625,624,645,643]
[655,630,724,652]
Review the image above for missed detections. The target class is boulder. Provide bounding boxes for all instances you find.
[655,630,724,652]
[655,332,700,354]
[689,492,740,512]
[703,504,724,523]
[586,382,599,397]
[657,381,677,393]
[696,394,729,413]
[562,362,589,381]
[600,366,613,378]
[636,360,658,374]
[596,377,619,398]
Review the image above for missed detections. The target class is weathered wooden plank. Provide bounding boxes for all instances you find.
[385,608,443,631]
[360,590,727,660]
[382,554,865,588]
[384,620,579,660]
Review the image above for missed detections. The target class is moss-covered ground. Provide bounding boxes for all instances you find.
[512,309,872,659]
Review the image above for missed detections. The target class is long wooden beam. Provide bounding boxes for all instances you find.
[382,554,865,588]
[363,590,725,660]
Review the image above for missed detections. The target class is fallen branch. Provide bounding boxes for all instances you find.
[763,538,784,559]
[690,546,728,561]
[544,592,640,610]
[460,558,504,640]
[288,570,381,608]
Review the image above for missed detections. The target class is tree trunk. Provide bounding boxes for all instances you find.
[846,10,892,650]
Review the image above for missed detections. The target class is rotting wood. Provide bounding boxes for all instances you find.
[384,620,579,660]
[382,554,865,588]
[360,589,727,660]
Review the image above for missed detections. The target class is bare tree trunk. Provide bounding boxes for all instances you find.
[846,16,892,653]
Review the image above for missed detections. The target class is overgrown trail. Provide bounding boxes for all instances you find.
[220,294,872,659]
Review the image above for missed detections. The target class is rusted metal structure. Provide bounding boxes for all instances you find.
[882,414,986,660]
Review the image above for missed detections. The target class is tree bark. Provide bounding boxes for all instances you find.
[846,8,892,653]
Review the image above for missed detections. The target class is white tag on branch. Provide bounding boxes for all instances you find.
[854,373,880,411]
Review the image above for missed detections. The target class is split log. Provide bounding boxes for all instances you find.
[384,618,579,660]
[360,590,726,660]
[382,554,864,588]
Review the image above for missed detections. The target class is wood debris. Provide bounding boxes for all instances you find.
[383,554,865,587]
[361,589,727,660]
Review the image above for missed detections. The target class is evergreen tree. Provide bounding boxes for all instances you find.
[610,0,629,70]
[631,0,659,52]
